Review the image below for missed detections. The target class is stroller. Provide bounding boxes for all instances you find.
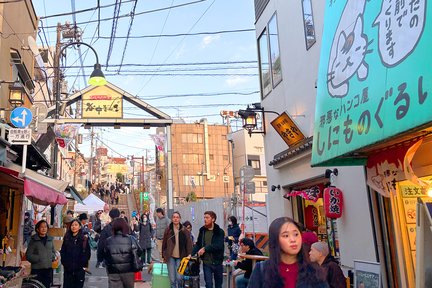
[178,256,200,288]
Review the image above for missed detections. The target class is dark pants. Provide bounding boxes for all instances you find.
[108,272,135,288]
[63,269,85,288]
[141,248,152,264]
[31,268,52,288]
[203,263,223,288]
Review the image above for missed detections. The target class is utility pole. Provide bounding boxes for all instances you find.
[51,23,62,179]
[89,127,94,190]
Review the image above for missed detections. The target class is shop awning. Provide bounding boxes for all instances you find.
[5,163,68,206]
[0,166,23,190]
[65,186,84,204]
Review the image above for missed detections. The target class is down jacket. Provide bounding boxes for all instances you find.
[26,234,56,269]
[103,231,143,274]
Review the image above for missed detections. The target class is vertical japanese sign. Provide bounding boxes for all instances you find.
[82,85,123,118]
[312,0,431,166]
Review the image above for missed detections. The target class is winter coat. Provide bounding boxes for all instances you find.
[226,223,241,247]
[322,255,346,288]
[60,231,91,272]
[234,247,263,278]
[155,216,170,239]
[97,222,113,262]
[134,221,154,249]
[26,234,56,269]
[103,231,143,274]
[162,223,192,261]
[192,223,225,265]
[248,260,329,288]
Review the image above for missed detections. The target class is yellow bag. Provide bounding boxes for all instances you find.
[177,257,189,275]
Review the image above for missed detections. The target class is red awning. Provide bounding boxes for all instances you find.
[0,166,23,190]
[2,164,68,206]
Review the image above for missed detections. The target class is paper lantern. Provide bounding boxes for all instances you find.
[324,187,344,219]
[304,205,319,230]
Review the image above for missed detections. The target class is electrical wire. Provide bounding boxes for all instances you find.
[106,0,122,67]
[117,0,138,72]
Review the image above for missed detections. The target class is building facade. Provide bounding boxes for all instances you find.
[170,121,234,202]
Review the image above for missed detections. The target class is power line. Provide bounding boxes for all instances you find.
[118,0,138,71]
[41,0,208,29]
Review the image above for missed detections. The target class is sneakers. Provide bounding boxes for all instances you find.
[96,262,105,269]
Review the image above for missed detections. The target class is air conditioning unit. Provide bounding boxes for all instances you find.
[208,175,216,182]
[223,176,230,183]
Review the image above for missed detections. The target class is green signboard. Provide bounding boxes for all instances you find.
[312,0,432,166]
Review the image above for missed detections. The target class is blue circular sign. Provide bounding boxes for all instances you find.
[10,107,33,128]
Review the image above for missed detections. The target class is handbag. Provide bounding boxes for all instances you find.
[130,236,144,272]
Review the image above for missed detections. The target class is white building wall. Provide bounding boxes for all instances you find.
[255,0,377,270]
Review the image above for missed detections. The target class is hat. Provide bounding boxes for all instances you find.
[311,241,329,256]
[78,213,88,221]
[63,215,74,224]
[302,231,318,246]
[109,208,120,219]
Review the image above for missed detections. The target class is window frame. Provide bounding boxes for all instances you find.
[301,0,317,50]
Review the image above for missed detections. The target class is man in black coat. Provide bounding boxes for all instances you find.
[309,241,346,288]
[96,208,120,268]
[233,238,263,288]
[192,211,225,288]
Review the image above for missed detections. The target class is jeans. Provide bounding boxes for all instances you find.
[167,257,183,288]
[235,274,249,288]
[203,263,223,288]
[108,272,135,288]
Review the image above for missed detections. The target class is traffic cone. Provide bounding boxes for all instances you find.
[134,271,143,282]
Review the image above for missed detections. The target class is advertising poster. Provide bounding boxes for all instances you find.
[354,261,381,288]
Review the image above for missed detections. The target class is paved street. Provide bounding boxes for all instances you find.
[84,250,152,288]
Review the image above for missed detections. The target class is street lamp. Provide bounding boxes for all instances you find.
[8,82,26,106]
[238,103,280,136]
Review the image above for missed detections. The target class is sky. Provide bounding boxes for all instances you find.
[32,0,260,159]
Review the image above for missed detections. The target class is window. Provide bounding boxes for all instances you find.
[302,0,316,50]
[182,154,200,164]
[258,13,282,98]
[258,29,271,97]
[268,14,282,86]
[181,133,203,143]
[248,159,260,169]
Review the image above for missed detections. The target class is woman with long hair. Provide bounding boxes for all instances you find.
[102,217,143,288]
[248,217,328,288]
[60,219,91,288]
[26,220,57,288]
[162,211,192,288]
[134,213,153,265]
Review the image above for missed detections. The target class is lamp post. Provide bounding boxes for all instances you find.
[52,41,106,179]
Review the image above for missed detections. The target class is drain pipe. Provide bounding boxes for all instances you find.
[200,118,210,180]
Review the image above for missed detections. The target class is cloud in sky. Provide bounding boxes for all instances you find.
[201,35,221,48]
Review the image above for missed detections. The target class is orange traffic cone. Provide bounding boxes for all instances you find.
[134,271,143,282]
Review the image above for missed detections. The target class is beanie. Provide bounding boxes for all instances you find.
[311,241,329,256]
[109,208,120,219]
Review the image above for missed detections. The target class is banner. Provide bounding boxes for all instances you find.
[285,184,323,202]
[54,124,81,157]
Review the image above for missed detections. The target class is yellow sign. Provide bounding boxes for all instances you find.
[106,164,128,174]
[82,85,123,118]
[271,112,305,147]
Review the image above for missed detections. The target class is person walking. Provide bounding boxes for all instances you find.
[26,220,57,288]
[102,218,143,288]
[248,217,328,288]
[183,221,195,244]
[162,211,192,288]
[225,216,241,260]
[155,207,170,260]
[134,213,154,265]
[233,237,263,288]
[309,241,346,288]
[60,219,91,288]
[192,211,225,288]
[23,211,34,246]
[97,208,120,268]
[79,213,90,236]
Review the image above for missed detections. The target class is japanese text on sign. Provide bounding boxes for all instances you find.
[271,112,305,146]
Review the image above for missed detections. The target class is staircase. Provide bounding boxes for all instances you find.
[110,193,137,220]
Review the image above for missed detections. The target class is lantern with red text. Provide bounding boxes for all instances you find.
[304,205,319,230]
[323,187,344,219]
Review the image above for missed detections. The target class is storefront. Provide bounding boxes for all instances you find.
[312,1,432,287]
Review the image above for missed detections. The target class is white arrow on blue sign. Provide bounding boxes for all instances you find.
[10,107,33,128]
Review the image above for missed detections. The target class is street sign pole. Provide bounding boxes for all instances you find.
[22,145,27,174]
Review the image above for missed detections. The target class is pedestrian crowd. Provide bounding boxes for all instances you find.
[24,205,347,288]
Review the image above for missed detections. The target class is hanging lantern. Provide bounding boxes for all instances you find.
[323,187,344,219]
[304,205,319,230]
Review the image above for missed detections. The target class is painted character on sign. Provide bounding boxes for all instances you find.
[327,0,372,98]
